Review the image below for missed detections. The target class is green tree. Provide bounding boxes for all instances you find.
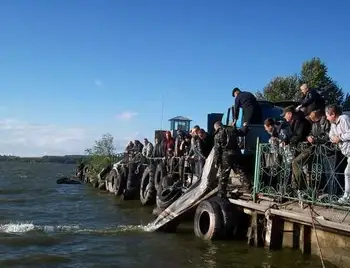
[300,57,343,105]
[256,75,300,102]
[342,93,350,111]
[85,133,122,179]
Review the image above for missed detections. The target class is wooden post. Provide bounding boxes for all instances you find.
[265,214,284,250]
[247,212,264,247]
[293,223,300,249]
[299,225,311,254]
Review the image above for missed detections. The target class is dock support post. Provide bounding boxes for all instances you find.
[265,214,284,250]
[247,212,264,247]
[293,223,300,249]
[299,225,311,254]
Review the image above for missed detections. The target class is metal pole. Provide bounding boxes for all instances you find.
[160,94,164,130]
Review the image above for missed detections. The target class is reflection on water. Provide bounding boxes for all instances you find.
[0,162,334,268]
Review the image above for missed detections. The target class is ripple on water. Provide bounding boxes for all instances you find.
[0,253,71,267]
[0,222,146,235]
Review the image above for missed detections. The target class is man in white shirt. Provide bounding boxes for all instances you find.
[142,138,154,158]
[326,105,350,204]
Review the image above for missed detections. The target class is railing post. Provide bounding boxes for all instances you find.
[253,137,261,203]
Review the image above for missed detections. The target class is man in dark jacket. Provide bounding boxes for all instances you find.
[281,106,312,147]
[213,121,249,197]
[198,129,214,158]
[232,87,262,126]
[264,118,292,145]
[152,137,164,158]
[296,83,325,115]
[291,107,330,190]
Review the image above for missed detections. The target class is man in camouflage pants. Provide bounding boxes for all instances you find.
[213,121,249,197]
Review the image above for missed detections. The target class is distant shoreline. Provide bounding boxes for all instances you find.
[0,155,87,164]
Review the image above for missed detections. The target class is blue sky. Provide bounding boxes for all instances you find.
[0,0,349,156]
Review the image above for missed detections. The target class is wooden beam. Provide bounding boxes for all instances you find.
[229,198,350,235]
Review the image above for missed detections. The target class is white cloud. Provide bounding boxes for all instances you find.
[0,118,144,156]
[0,118,95,157]
[116,111,138,121]
[94,79,103,87]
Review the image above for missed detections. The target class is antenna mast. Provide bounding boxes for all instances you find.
[160,94,164,130]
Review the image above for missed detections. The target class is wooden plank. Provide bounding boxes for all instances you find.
[229,198,350,235]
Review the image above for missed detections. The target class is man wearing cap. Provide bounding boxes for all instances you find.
[281,105,311,147]
[291,106,330,190]
[232,87,262,126]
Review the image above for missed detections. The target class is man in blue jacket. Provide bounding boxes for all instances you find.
[232,87,262,126]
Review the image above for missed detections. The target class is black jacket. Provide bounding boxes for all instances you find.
[233,91,260,120]
[289,112,312,146]
[309,116,330,144]
[300,88,325,111]
[271,121,291,143]
[152,142,164,158]
[198,134,214,158]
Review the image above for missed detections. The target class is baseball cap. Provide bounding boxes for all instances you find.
[280,105,295,117]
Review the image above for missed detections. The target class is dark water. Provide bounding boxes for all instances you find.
[0,162,328,268]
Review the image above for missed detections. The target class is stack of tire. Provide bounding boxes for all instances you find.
[105,165,128,195]
[193,196,247,240]
[122,161,144,200]
[142,162,183,216]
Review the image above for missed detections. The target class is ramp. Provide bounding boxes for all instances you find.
[144,149,219,232]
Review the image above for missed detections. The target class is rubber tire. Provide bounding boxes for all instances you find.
[157,187,183,209]
[155,162,166,192]
[156,174,178,197]
[92,181,99,188]
[140,167,156,205]
[123,163,142,200]
[111,169,127,196]
[210,196,240,239]
[105,179,111,192]
[194,199,225,240]
[99,165,112,180]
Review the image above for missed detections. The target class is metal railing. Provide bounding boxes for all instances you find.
[253,138,349,208]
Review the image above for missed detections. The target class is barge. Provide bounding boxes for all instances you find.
[81,101,350,268]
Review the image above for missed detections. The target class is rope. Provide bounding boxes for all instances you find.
[309,205,326,268]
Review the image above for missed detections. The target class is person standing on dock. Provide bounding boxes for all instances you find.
[292,107,330,190]
[326,104,350,204]
[232,87,262,126]
[213,121,248,197]
[142,138,154,158]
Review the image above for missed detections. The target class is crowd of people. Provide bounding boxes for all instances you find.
[262,83,350,204]
[124,127,214,166]
[122,83,350,204]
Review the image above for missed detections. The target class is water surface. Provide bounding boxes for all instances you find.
[0,162,328,268]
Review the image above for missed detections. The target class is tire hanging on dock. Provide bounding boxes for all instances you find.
[140,166,156,205]
[111,168,127,196]
[210,196,241,239]
[156,175,181,209]
[154,162,166,192]
[193,199,225,240]
[122,162,143,200]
